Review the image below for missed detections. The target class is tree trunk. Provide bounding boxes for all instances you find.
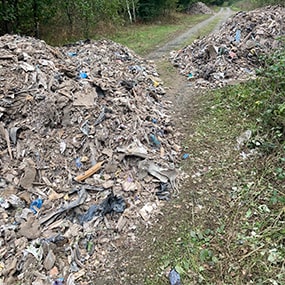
[1,0,10,33]
[131,0,136,22]
[33,0,40,38]
[13,0,19,30]
[126,0,132,23]
[65,1,74,34]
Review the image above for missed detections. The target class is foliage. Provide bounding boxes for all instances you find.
[253,0,285,7]
[218,46,285,148]
[177,0,226,11]
[137,0,179,22]
[0,0,228,38]
[0,0,55,36]
[0,0,125,36]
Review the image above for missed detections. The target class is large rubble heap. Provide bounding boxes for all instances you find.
[187,2,213,14]
[0,35,181,284]
[171,5,285,88]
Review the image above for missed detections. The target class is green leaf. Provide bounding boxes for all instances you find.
[246,209,252,219]
[175,264,185,274]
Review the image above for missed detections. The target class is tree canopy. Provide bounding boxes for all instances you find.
[0,0,284,38]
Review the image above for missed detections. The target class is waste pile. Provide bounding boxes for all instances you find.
[171,5,285,88]
[186,2,213,14]
[0,34,182,284]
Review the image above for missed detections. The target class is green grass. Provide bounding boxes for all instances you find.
[143,48,285,285]
[230,0,257,11]
[42,12,211,50]
[109,14,210,56]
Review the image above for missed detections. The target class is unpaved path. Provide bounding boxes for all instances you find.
[96,8,234,285]
[147,7,234,60]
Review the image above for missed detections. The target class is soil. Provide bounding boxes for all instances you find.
[94,8,234,285]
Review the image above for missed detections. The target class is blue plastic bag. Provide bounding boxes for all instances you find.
[150,134,161,147]
[30,198,43,214]
[53,278,64,285]
[182,153,189,159]
[79,71,88,79]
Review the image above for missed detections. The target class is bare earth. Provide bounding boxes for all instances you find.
[96,8,234,285]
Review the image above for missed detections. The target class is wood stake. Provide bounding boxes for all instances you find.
[74,161,104,182]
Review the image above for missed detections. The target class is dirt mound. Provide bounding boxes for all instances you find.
[187,2,213,14]
[171,5,285,88]
[0,35,182,284]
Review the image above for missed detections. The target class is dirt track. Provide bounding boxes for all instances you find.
[95,8,234,285]
[147,7,234,60]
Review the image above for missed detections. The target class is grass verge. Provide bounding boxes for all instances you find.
[42,13,211,50]
[110,14,210,56]
[142,49,285,284]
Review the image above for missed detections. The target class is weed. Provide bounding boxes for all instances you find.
[217,49,285,147]
[144,47,285,285]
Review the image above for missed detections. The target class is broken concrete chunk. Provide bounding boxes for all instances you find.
[139,202,157,221]
[18,215,41,239]
[44,249,56,271]
[19,158,37,189]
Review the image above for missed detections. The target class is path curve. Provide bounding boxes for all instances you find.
[147,7,234,60]
[96,8,235,284]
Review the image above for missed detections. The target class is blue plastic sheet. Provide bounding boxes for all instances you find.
[67,52,77,57]
[169,268,181,285]
[235,29,241,42]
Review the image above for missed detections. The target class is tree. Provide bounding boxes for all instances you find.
[0,0,55,36]
[177,0,197,11]
[0,0,19,33]
[137,0,178,21]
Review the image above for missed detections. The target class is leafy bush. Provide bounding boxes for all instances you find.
[219,44,285,149]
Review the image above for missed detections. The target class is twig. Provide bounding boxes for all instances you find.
[238,244,265,263]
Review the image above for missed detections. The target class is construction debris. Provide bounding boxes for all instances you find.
[186,1,213,14]
[0,34,182,284]
[171,5,285,88]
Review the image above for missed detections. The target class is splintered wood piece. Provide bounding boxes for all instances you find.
[74,161,104,182]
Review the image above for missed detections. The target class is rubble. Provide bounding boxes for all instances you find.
[0,34,182,284]
[186,2,213,15]
[171,5,285,88]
